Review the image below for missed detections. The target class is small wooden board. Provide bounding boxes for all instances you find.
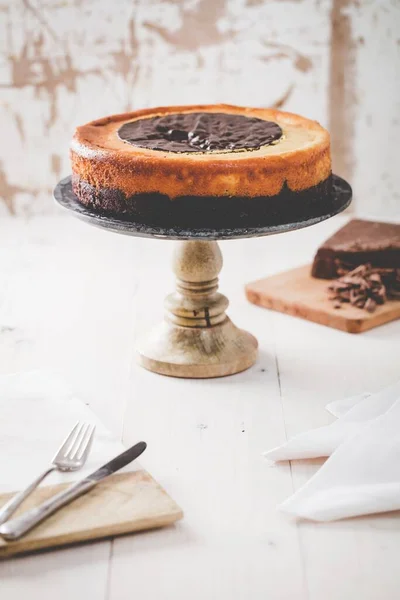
[246,265,400,334]
[0,471,183,558]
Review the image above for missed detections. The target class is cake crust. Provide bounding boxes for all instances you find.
[71,104,331,200]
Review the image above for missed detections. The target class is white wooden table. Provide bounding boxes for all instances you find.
[0,214,399,600]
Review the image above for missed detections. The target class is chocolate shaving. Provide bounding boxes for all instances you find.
[334,260,400,298]
[328,263,389,313]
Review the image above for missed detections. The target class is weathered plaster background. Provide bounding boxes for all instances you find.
[0,0,399,216]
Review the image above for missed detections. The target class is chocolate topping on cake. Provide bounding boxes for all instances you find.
[117,112,283,153]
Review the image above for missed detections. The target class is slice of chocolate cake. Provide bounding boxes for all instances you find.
[312,219,400,279]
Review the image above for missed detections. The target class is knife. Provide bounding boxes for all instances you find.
[0,441,147,541]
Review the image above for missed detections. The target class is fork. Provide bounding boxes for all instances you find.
[0,421,95,526]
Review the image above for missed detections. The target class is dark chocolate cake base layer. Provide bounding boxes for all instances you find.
[312,249,400,279]
[72,174,333,230]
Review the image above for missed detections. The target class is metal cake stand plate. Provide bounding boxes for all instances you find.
[54,175,351,378]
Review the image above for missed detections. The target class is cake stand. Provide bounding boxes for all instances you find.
[54,175,352,378]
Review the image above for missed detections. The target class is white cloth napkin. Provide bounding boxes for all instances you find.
[0,370,136,494]
[264,380,400,521]
[265,381,400,461]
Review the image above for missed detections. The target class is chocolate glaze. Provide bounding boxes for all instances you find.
[72,174,332,230]
[117,112,283,153]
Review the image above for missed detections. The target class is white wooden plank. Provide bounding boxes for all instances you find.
[109,232,309,599]
[261,218,400,599]
[113,214,399,599]
[0,213,399,599]
[0,543,111,600]
[0,215,136,599]
[0,216,139,436]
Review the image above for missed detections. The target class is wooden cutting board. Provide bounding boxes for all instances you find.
[0,470,183,558]
[246,265,400,334]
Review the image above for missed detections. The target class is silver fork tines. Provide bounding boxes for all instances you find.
[56,422,82,458]
[76,424,95,460]
[53,422,96,470]
[0,421,96,525]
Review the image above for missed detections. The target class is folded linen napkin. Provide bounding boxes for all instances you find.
[264,380,400,521]
[326,391,371,417]
[280,397,400,521]
[264,381,400,461]
[0,370,136,495]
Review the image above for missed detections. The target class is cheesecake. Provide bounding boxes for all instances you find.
[70,104,332,228]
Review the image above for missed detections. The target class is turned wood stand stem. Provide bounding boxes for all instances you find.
[55,173,352,380]
[136,240,258,378]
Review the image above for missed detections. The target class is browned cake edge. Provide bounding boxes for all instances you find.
[70,104,331,200]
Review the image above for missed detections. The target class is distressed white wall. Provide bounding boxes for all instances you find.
[349,1,400,218]
[0,0,399,217]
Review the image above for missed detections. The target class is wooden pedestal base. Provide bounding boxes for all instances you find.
[136,241,258,378]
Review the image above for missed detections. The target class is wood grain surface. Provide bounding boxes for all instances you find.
[246,265,400,333]
[0,471,183,559]
[137,241,258,378]
[0,214,399,599]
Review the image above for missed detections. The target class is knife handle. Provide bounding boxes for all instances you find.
[0,479,96,540]
[0,467,55,526]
